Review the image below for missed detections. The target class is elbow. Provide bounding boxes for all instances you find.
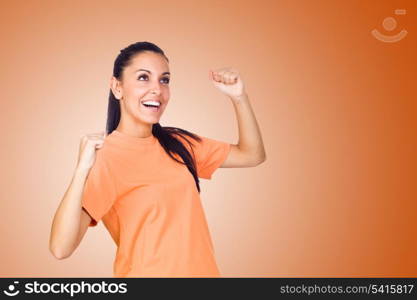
[254,152,267,166]
[49,245,72,260]
[256,155,266,166]
[248,155,266,167]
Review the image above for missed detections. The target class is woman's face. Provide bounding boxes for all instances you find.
[111,51,170,126]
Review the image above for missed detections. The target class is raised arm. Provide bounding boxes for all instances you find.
[49,133,105,259]
[209,68,266,168]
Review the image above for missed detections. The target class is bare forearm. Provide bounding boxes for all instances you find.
[230,93,266,162]
[49,167,89,259]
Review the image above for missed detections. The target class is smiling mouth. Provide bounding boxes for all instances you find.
[140,101,161,112]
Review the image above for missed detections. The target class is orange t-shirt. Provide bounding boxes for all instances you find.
[81,129,231,277]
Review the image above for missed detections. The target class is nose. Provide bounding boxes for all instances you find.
[149,82,162,95]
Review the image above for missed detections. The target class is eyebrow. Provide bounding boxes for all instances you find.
[135,68,170,76]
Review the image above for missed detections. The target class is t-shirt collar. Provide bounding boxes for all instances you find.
[107,129,157,148]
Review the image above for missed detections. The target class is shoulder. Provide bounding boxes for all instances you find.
[169,129,203,148]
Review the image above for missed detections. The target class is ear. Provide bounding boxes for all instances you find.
[110,76,123,100]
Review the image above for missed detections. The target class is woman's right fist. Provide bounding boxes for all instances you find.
[77,131,106,170]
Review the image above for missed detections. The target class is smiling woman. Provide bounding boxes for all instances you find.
[49,41,266,278]
[50,42,226,278]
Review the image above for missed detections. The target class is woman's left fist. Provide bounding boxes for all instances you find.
[209,67,246,100]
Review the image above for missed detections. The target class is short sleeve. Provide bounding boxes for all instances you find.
[81,153,118,227]
[175,133,231,180]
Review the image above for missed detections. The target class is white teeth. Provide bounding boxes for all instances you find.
[142,100,160,106]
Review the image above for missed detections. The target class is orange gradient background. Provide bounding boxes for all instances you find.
[0,0,415,277]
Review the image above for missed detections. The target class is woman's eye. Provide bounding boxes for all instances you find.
[137,74,170,84]
[137,74,148,81]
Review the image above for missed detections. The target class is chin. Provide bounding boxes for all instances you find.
[136,115,161,124]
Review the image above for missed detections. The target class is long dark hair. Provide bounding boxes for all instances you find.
[106,41,203,193]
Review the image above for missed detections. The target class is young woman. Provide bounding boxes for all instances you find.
[49,41,266,277]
